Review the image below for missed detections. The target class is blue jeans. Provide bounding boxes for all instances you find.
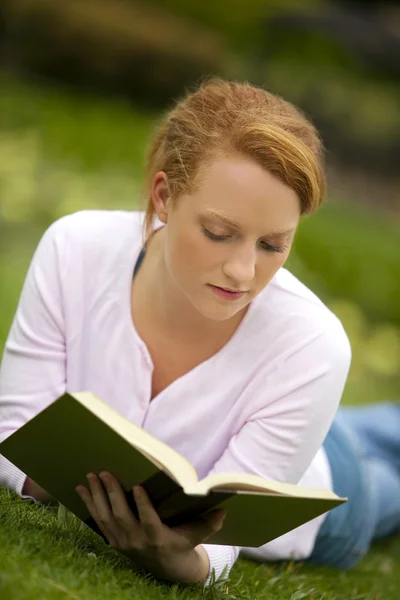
[309,402,400,569]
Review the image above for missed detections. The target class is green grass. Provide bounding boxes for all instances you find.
[1,486,399,600]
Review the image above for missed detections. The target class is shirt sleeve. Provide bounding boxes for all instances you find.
[201,321,351,585]
[0,221,68,498]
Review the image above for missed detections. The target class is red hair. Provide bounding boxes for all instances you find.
[142,78,325,241]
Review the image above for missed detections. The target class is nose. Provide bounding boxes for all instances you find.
[222,245,256,286]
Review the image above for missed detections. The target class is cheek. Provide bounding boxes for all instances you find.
[167,228,210,278]
[257,252,289,284]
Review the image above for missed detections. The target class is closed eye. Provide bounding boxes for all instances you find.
[201,225,228,242]
[202,226,288,254]
[260,241,288,254]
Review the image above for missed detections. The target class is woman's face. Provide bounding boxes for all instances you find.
[154,155,301,322]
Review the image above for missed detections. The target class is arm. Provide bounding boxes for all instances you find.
[200,321,352,584]
[22,477,59,506]
[0,221,67,499]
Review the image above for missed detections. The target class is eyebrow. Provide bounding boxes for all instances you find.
[203,211,296,237]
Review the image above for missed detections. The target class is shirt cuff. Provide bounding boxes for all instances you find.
[0,452,37,501]
[201,544,240,587]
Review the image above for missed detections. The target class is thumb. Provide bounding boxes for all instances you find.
[178,508,227,546]
[206,508,227,528]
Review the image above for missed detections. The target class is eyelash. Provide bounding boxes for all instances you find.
[201,226,287,254]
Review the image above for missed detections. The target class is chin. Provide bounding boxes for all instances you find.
[194,299,244,322]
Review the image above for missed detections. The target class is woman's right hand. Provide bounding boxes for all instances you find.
[22,476,59,506]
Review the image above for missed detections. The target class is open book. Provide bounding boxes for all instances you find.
[0,392,346,547]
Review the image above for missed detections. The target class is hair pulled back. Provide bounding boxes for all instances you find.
[143,78,325,240]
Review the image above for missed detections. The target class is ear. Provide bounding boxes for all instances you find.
[151,172,171,224]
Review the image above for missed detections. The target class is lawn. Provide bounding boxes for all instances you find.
[1,485,399,599]
[0,77,399,599]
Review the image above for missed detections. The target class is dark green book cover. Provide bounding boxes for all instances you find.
[0,391,346,547]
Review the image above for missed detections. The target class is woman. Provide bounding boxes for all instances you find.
[0,78,397,586]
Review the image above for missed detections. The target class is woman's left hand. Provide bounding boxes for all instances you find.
[76,471,226,584]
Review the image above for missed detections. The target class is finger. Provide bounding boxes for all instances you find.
[207,508,227,532]
[99,472,138,531]
[175,508,227,546]
[193,508,227,523]
[133,485,162,541]
[181,508,227,528]
[206,508,227,523]
[86,473,112,519]
[75,483,119,547]
[85,473,120,543]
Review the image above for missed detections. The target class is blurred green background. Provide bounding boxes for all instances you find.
[0,0,399,406]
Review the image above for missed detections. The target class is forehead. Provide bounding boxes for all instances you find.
[188,156,301,232]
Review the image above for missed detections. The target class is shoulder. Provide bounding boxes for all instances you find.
[269,267,345,330]
[38,209,144,265]
[29,211,146,292]
[246,267,351,369]
[44,210,144,246]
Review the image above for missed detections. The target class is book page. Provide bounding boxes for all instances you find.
[193,472,343,500]
[74,392,198,489]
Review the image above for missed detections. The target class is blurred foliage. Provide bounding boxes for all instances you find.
[4,0,227,108]
[0,76,399,406]
[258,30,400,181]
[0,73,153,177]
[146,0,326,51]
[3,0,399,215]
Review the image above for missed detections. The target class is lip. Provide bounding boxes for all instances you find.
[208,284,246,302]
